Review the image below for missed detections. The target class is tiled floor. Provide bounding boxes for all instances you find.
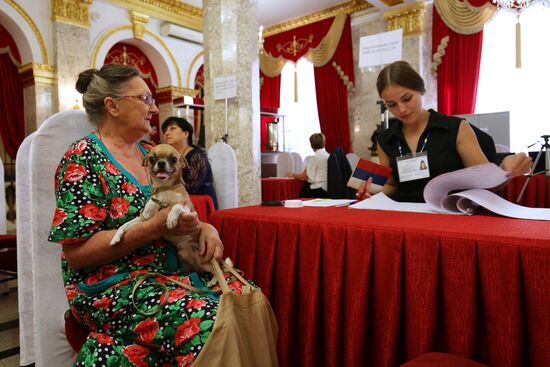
[0,280,19,367]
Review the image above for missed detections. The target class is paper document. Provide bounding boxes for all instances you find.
[303,199,358,207]
[351,163,550,221]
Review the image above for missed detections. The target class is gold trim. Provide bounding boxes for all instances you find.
[431,35,449,77]
[263,0,371,37]
[433,0,496,35]
[90,25,182,88]
[5,0,49,64]
[332,61,354,93]
[109,0,202,32]
[187,51,203,88]
[51,0,93,29]
[383,1,425,36]
[18,62,57,85]
[129,10,150,40]
[157,86,198,98]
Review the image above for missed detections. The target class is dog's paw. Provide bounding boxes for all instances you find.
[110,232,123,246]
[166,204,191,229]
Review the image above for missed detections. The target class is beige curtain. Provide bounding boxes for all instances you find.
[433,0,496,35]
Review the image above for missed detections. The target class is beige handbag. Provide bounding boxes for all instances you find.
[193,260,279,367]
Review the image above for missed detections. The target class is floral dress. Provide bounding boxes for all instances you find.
[49,134,243,367]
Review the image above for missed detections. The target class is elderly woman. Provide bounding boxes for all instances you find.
[48,64,242,365]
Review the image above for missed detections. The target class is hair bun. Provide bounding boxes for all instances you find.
[75,68,99,94]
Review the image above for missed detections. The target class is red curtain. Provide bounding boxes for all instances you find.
[314,16,353,153]
[432,1,491,115]
[262,15,353,153]
[0,24,25,159]
[260,72,281,151]
[104,43,160,143]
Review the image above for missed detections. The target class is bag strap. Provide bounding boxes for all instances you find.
[211,259,254,295]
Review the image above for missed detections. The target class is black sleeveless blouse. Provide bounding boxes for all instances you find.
[377,109,463,202]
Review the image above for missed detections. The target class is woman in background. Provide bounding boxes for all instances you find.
[162,117,219,209]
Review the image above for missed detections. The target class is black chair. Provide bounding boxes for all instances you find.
[327,147,356,199]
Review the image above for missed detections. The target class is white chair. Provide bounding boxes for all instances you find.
[16,132,36,366]
[290,152,303,173]
[23,110,94,366]
[346,152,359,171]
[208,142,238,209]
[276,152,294,177]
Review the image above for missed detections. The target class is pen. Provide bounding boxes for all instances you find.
[334,200,357,207]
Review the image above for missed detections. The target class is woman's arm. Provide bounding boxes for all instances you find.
[63,207,201,269]
[456,120,490,167]
[456,120,532,190]
[290,168,308,181]
[356,144,397,199]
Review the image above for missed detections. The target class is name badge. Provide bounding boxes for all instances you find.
[396,151,430,182]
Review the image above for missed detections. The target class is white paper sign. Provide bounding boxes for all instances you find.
[214,75,237,100]
[359,29,403,68]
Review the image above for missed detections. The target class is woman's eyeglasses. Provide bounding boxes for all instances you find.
[118,95,156,106]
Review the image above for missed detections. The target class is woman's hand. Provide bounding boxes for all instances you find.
[150,204,201,238]
[355,177,373,200]
[197,223,224,265]
[501,153,533,178]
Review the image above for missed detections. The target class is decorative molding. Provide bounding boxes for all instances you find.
[90,25,182,87]
[187,51,203,89]
[263,0,372,37]
[51,0,93,28]
[18,63,57,87]
[276,34,314,57]
[156,86,198,103]
[5,0,49,64]
[108,0,202,31]
[129,10,150,40]
[383,1,425,36]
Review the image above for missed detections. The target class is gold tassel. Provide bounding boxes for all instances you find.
[515,21,522,68]
[294,67,298,103]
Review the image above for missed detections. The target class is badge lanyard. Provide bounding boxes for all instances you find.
[397,131,431,157]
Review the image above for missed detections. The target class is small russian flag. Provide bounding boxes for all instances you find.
[347,158,393,194]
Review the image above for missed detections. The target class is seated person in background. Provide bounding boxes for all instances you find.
[49,64,244,365]
[289,133,330,198]
[162,116,219,209]
[357,61,531,202]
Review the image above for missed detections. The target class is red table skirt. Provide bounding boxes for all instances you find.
[261,178,304,201]
[189,195,216,222]
[210,206,550,367]
[503,175,550,208]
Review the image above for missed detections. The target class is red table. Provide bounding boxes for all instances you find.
[189,195,216,222]
[261,178,304,201]
[503,175,550,208]
[210,206,550,367]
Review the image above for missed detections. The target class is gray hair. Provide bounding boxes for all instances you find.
[75,64,140,124]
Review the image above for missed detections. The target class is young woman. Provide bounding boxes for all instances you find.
[357,61,532,202]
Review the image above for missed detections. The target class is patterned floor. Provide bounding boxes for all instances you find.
[0,280,20,367]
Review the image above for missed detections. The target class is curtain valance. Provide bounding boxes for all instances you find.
[0,24,21,66]
[260,14,346,77]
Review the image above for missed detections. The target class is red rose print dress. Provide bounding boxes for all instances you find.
[49,134,247,367]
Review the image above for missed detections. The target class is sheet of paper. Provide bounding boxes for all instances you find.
[424,163,510,213]
[452,189,550,220]
[349,193,437,213]
[302,199,358,207]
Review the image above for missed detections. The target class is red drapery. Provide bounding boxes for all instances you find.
[260,72,281,151]
[0,24,25,159]
[314,16,353,153]
[432,1,491,115]
[261,15,353,153]
[104,43,160,143]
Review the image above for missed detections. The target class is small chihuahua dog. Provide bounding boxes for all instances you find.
[110,144,210,272]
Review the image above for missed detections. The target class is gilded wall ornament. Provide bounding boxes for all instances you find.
[383,2,425,36]
[51,0,93,28]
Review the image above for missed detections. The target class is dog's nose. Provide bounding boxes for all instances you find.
[157,160,166,169]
